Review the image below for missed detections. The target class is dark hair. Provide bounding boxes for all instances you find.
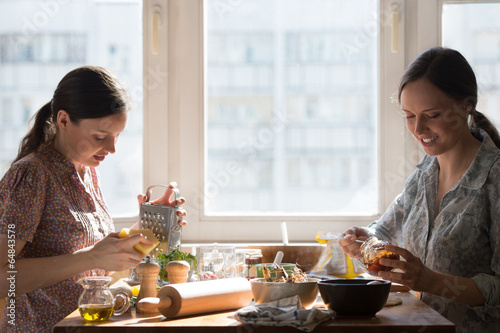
[398,47,500,148]
[14,66,131,163]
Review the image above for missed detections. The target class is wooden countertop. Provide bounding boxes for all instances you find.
[53,291,454,333]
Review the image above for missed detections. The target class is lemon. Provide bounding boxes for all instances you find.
[130,286,140,297]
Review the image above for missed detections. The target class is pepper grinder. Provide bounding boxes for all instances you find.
[166,260,190,284]
[136,256,160,314]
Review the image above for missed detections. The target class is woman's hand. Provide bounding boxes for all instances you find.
[377,244,436,292]
[1,232,153,297]
[137,182,187,227]
[374,244,486,306]
[338,227,370,259]
[86,232,151,271]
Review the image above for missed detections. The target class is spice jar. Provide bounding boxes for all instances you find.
[244,249,262,279]
[359,236,399,276]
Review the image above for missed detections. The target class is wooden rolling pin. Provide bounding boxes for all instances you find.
[137,278,252,318]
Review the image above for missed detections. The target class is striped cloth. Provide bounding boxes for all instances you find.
[234,296,334,332]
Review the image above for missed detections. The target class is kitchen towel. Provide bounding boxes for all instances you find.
[234,296,334,332]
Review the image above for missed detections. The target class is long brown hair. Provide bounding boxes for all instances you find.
[14,66,131,163]
[398,47,500,148]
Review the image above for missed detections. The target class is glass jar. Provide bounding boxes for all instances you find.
[244,249,263,279]
[77,276,130,322]
[234,249,247,278]
[359,236,399,276]
[197,244,236,279]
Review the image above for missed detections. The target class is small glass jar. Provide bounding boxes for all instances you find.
[244,249,263,279]
[234,249,247,278]
[359,236,399,276]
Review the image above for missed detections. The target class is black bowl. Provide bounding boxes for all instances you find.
[318,279,391,316]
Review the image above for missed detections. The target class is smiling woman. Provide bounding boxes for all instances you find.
[401,79,480,159]
[339,47,500,332]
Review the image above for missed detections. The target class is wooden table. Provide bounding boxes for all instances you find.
[53,292,454,333]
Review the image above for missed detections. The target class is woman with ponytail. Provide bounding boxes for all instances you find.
[0,66,187,332]
[339,47,500,332]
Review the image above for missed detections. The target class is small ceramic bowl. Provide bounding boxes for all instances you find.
[318,279,391,316]
[250,278,319,309]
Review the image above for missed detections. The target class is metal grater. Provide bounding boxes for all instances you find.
[139,185,182,258]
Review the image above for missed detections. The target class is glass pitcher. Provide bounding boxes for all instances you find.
[77,276,130,322]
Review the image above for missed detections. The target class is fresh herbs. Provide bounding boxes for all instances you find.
[155,249,198,282]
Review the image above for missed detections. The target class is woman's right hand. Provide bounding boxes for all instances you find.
[338,227,370,259]
[87,232,151,271]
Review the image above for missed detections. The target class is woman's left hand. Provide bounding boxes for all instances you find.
[377,244,437,292]
[136,182,187,227]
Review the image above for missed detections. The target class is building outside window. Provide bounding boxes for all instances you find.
[2,0,500,242]
[0,0,143,217]
[205,0,379,215]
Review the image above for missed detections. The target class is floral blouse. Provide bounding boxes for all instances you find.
[366,130,500,333]
[0,145,114,333]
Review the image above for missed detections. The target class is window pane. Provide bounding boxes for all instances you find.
[443,2,500,129]
[0,0,143,217]
[205,0,379,215]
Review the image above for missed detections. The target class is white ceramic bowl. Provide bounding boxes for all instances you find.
[250,278,320,309]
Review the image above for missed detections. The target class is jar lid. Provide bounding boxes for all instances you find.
[245,249,262,258]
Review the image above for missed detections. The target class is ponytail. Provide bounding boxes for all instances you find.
[469,110,500,148]
[13,101,56,164]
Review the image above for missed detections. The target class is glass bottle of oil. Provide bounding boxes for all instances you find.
[77,276,115,322]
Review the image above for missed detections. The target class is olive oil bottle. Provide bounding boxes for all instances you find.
[79,305,114,322]
[77,276,116,322]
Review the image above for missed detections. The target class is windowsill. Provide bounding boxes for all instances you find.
[181,242,323,249]
[180,243,326,266]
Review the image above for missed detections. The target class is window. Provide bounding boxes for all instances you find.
[205,0,379,215]
[0,0,143,217]
[443,1,500,128]
[150,0,407,242]
[0,34,86,63]
[3,1,492,243]
[150,0,500,243]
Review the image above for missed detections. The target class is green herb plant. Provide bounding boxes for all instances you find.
[154,249,198,282]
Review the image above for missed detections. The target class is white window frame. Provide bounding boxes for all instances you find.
[135,0,450,243]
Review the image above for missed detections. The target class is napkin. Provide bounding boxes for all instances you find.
[234,296,334,332]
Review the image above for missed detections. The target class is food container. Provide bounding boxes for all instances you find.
[197,244,236,279]
[255,263,296,278]
[318,279,391,316]
[77,276,130,322]
[359,237,399,276]
[248,245,324,273]
[250,278,320,309]
[244,249,263,279]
